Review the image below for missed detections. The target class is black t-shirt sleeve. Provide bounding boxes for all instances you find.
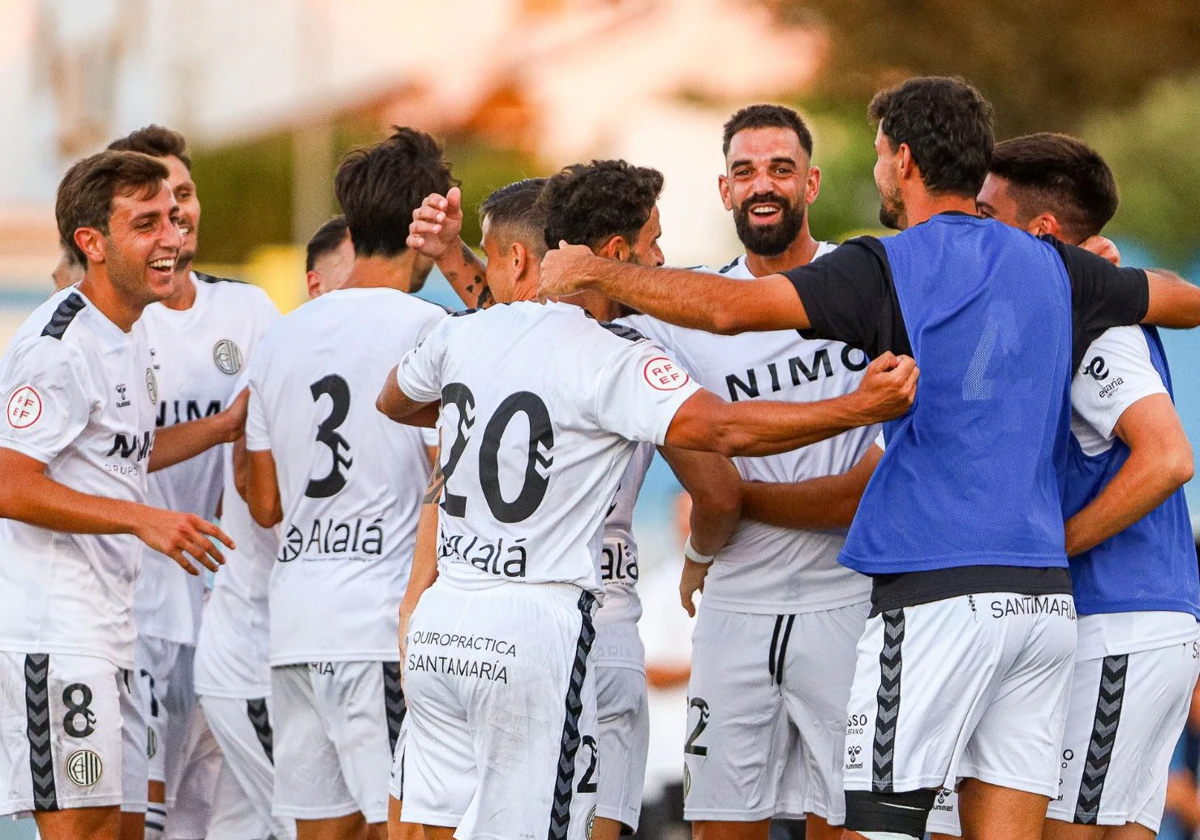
[1044,236,1150,370]
[784,236,911,358]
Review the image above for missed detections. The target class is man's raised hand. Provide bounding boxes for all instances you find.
[537,241,597,299]
[407,187,465,260]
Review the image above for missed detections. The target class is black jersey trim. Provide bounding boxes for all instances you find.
[40,292,86,340]
[869,565,1072,616]
[717,256,743,274]
[1074,654,1128,824]
[547,591,596,840]
[598,321,647,342]
[25,654,57,811]
[382,662,405,754]
[246,698,274,764]
[194,271,243,285]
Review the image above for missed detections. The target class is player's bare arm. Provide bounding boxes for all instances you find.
[408,187,494,309]
[658,446,743,616]
[0,448,233,575]
[399,445,442,666]
[1143,269,1200,328]
[245,448,283,528]
[1064,393,1193,556]
[665,353,917,457]
[539,242,808,334]
[741,443,883,530]
[149,387,248,472]
[377,366,440,428]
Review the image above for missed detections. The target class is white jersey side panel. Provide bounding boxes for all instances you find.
[194,372,278,698]
[136,275,280,644]
[0,288,158,668]
[246,288,444,664]
[395,302,700,595]
[594,442,654,669]
[621,247,873,614]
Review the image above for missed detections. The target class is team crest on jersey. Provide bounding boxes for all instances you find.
[213,339,243,375]
[146,368,158,404]
[643,356,689,391]
[65,749,103,787]
[6,385,42,429]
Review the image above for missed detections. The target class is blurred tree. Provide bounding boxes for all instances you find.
[1084,76,1200,268]
[780,0,1200,136]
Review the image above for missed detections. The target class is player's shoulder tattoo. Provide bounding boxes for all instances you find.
[41,292,87,340]
[598,321,647,343]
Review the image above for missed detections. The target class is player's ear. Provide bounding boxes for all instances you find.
[74,227,105,264]
[896,143,918,182]
[1026,213,1060,238]
[718,173,733,211]
[306,270,323,300]
[596,235,627,262]
[511,241,528,275]
[805,165,821,204]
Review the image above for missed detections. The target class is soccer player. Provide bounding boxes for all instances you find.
[922,134,1200,840]
[52,245,85,291]
[305,216,354,298]
[243,127,453,840]
[537,76,1200,840]
[407,169,745,840]
[0,150,240,840]
[106,125,280,840]
[379,156,917,840]
[617,104,880,840]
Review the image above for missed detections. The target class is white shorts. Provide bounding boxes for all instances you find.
[684,601,869,823]
[401,579,599,840]
[207,760,273,840]
[927,638,1200,836]
[119,667,149,813]
[844,593,1077,800]
[162,704,221,840]
[200,695,295,840]
[596,665,649,832]
[271,660,404,823]
[136,636,198,788]
[0,653,135,814]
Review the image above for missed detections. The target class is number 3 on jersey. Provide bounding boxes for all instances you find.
[439,383,555,524]
[306,374,353,498]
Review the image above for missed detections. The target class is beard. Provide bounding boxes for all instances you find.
[732,193,806,257]
[877,184,904,230]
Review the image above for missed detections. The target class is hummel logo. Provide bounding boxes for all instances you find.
[116,383,130,408]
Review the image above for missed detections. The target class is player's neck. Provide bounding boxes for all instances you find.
[343,253,419,293]
[160,269,197,311]
[77,270,144,333]
[900,192,979,229]
[744,229,820,277]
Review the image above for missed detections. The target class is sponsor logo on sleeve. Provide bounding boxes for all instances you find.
[6,386,43,428]
[643,357,689,391]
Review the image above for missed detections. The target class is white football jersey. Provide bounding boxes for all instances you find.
[395,301,701,595]
[1068,326,1197,659]
[621,247,874,614]
[593,443,654,669]
[136,273,279,645]
[194,374,278,698]
[0,287,158,668]
[246,287,445,665]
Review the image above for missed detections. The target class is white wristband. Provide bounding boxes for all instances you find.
[684,535,716,565]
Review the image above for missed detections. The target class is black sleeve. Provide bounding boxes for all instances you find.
[1044,236,1150,370]
[784,237,912,358]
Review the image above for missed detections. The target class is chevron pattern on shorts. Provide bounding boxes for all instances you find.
[246,698,274,765]
[547,591,597,840]
[382,662,405,754]
[872,609,906,794]
[1074,654,1128,825]
[25,654,58,811]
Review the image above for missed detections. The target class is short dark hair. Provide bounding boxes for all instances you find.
[56,151,170,264]
[868,76,994,197]
[989,133,1118,242]
[722,104,813,158]
[542,160,664,251]
[107,125,191,171]
[334,126,456,259]
[305,216,350,272]
[479,178,549,258]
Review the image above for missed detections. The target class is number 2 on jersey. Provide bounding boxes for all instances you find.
[306,374,353,498]
[439,383,555,523]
